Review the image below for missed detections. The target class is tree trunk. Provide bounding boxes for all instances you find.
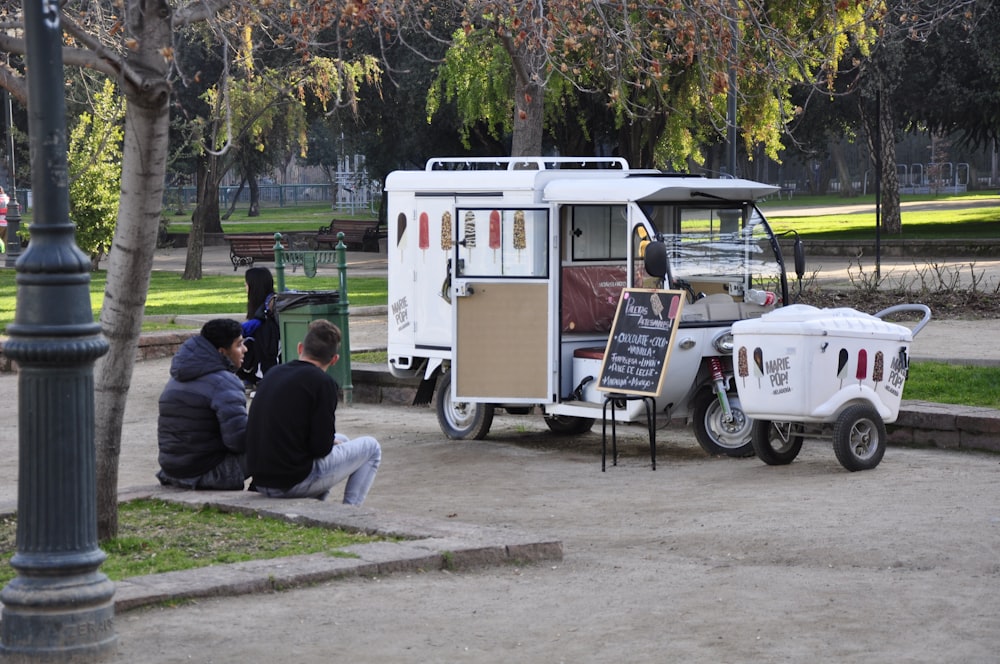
[186,153,224,279]
[830,140,856,197]
[863,85,902,235]
[221,178,246,220]
[248,175,260,217]
[510,49,543,156]
[94,0,173,541]
[878,92,901,234]
[193,152,223,233]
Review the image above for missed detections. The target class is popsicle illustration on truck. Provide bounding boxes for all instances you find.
[385,156,804,457]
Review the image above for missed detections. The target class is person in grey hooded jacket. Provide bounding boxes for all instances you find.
[157,319,250,490]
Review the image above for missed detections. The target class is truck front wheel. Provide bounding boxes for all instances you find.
[691,389,755,458]
[434,371,495,440]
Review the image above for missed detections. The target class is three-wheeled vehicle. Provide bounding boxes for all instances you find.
[385,156,804,457]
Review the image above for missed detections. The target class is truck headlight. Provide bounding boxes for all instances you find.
[713,330,734,354]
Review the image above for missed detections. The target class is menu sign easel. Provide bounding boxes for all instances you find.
[596,289,684,397]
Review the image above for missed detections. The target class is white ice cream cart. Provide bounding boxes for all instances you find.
[731,304,932,471]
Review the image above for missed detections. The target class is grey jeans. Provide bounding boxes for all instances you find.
[255,435,382,505]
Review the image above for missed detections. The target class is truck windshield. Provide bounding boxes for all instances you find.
[639,202,784,301]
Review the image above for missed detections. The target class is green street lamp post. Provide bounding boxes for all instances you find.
[0,1,116,661]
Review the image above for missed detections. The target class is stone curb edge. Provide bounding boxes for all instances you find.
[110,487,563,614]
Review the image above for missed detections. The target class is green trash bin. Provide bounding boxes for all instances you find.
[275,290,352,401]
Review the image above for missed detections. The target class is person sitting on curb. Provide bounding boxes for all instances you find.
[245,319,381,504]
[156,318,250,490]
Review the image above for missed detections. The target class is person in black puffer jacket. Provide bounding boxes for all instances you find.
[157,319,250,490]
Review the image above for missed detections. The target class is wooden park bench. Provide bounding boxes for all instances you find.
[309,219,382,252]
[224,234,286,271]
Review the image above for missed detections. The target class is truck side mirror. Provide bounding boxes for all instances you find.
[644,241,668,279]
[793,237,805,280]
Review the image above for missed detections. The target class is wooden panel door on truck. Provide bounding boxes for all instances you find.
[451,207,553,402]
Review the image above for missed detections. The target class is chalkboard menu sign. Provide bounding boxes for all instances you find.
[596,289,684,397]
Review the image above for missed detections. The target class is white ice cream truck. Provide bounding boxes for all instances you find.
[385,156,804,456]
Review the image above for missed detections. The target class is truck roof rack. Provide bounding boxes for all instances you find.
[426,156,630,171]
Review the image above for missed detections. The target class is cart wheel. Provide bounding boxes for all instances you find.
[832,404,887,471]
[543,415,595,435]
[435,371,495,440]
[692,390,755,458]
[751,420,804,465]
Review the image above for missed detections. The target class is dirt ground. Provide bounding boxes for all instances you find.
[92,360,1000,663]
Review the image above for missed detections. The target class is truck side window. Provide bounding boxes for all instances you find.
[570,205,627,260]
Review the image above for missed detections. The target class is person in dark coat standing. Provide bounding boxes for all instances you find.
[157,318,250,490]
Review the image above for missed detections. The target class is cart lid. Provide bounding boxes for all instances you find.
[732,304,914,342]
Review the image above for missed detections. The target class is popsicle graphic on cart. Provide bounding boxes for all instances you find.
[856,348,868,386]
[418,211,429,258]
[873,351,884,390]
[440,211,453,251]
[752,347,764,388]
[396,212,408,256]
[489,210,501,262]
[837,348,849,388]
[513,209,527,257]
[463,210,477,259]
[738,347,749,387]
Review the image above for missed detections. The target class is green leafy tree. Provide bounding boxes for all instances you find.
[67,79,124,269]
[895,1,1000,150]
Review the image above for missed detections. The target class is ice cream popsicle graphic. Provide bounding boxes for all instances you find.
[397,213,408,252]
[856,348,868,385]
[667,294,679,320]
[513,210,526,257]
[650,293,664,319]
[873,351,884,390]
[837,348,849,387]
[753,347,763,387]
[463,210,477,258]
[489,210,501,261]
[738,347,749,386]
[440,211,453,251]
[418,211,429,256]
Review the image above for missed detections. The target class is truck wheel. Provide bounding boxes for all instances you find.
[832,404,887,471]
[434,371,495,440]
[751,420,804,465]
[691,389,755,458]
[543,415,595,435]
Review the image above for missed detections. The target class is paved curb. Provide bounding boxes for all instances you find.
[889,400,1000,454]
[111,486,563,614]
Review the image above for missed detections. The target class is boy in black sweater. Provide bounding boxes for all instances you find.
[246,319,381,504]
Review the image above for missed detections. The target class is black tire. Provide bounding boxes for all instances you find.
[543,415,595,435]
[434,371,494,440]
[691,389,755,457]
[751,420,805,465]
[832,403,887,471]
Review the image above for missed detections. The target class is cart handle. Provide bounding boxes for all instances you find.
[873,304,932,337]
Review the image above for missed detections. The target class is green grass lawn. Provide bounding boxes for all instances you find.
[0,498,385,585]
[902,362,1000,409]
[767,206,1000,240]
[162,203,377,235]
[0,271,389,332]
